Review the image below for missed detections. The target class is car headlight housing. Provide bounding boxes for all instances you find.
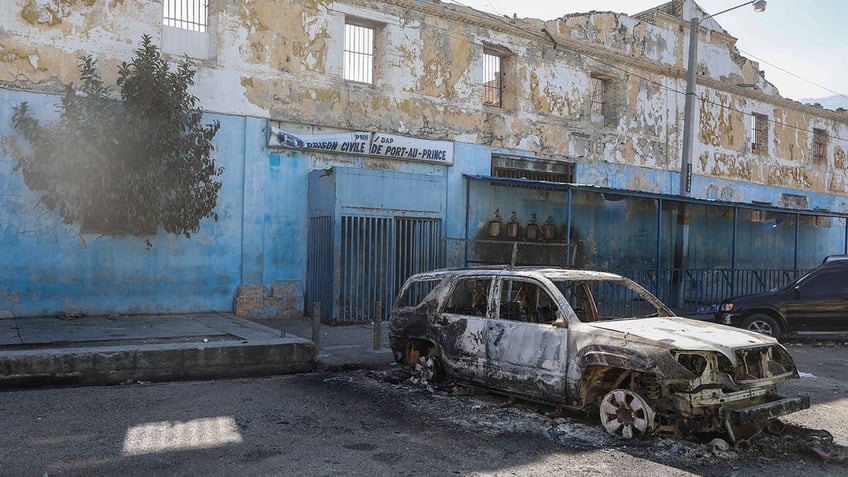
[719,303,734,312]
[675,352,709,376]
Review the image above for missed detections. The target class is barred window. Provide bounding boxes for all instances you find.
[344,23,374,84]
[590,73,618,128]
[590,77,606,124]
[483,52,503,107]
[751,113,768,155]
[492,155,574,184]
[163,0,208,32]
[813,128,827,166]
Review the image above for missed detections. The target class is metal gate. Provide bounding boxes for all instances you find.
[307,215,443,323]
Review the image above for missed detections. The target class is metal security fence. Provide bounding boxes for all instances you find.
[163,0,208,32]
[306,215,443,324]
[394,218,442,294]
[466,240,578,268]
[612,268,808,316]
[459,238,809,317]
[339,216,392,323]
[305,216,333,321]
[462,175,848,318]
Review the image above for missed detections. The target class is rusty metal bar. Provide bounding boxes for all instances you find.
[373,301,383,350]
[312,301,321,352]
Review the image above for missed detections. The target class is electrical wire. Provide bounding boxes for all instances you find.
[333,0,848,142]
[737,48,848,102]
[449,0,848,143]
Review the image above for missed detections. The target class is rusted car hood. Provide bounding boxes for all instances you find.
[586,317,776,355]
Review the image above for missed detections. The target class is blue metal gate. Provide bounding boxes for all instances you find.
[307,215,443,323]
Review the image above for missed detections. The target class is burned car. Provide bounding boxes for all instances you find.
[389,267,809,441]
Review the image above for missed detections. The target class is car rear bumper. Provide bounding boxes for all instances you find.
[723,395,811,425]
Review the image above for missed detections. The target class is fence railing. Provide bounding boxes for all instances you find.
[613,268,808,316]
[455,238,809,317]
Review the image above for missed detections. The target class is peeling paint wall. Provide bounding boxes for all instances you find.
[3,0,848,316]
[4,0,845,200]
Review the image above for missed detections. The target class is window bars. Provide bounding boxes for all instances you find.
[483,52,502,107]
[751,113,768,155]
[813,128,827,166]
[344,23,375,84]
[163,0,208,32]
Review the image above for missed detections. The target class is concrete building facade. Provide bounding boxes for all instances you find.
[1,0,846,319]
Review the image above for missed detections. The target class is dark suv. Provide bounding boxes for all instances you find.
[715,257,848,337]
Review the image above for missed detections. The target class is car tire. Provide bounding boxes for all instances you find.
[741,314,781,337]
[415,348,445,384]
[599,389,656,439]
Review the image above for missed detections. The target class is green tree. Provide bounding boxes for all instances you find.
[11,34,222,242]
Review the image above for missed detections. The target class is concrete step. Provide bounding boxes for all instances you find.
[0,314,316,388]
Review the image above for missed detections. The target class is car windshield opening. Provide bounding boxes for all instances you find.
[551,278,668,321]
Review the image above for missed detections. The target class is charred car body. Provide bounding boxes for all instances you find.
[389,267,809,441]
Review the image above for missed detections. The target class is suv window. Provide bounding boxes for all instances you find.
[559,281,599,322]
[498,279,559,323]
[797,268,848,297]
[395,278,442,308]
[443,278,492,316]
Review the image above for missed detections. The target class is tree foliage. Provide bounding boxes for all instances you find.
[11,34,222,242]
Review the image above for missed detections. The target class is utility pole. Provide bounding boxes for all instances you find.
[673,0,766,312]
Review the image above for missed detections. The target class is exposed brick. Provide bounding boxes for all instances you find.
[237,284,267,298]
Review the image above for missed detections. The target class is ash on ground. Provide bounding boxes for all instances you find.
[362,367,846,472]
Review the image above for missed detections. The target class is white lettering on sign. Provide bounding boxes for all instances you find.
[370,133,454,165]
[268,126,454,165]
[269,127,370,154]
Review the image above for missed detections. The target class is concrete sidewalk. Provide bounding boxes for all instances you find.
[252,316,395,371]
[0,313,391,388]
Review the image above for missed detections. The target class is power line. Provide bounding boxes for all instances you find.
[341,1,848,142]
[444,0,848,142]
[737,48,848,101]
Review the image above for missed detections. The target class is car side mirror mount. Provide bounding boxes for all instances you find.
[551,311,567,328]
[793,286,800,299]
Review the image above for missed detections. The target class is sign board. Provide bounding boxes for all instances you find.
[369,133,453,164]
[269,126,454,165]
[269,127,370,154]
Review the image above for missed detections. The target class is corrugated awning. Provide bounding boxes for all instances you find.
[463,174,848,218]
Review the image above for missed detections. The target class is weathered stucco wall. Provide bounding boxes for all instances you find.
[3,0,848,317]
[3,0,845,202]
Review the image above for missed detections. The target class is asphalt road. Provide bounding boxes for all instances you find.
[1,342,846,477]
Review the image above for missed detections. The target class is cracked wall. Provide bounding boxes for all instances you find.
[2,0,847,200]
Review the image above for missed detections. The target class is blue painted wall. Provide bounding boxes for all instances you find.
[0,90,262,316]
[0,87,495,317]
[2,87,845,317]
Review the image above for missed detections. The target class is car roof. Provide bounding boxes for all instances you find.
[821,255,848,264]
[406,266,626,281]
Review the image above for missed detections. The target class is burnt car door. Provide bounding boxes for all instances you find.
[486,277,568,399]
[437,276,493,383]
[784,267,848,331]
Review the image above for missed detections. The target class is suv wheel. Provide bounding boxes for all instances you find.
[414,349,444,384]
[599,389,656,439]
[741,314,781,337]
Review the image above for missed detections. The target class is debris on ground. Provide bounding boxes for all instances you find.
[57,311,85,320]
[362,367,847,472]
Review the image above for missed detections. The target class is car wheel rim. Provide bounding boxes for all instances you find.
[414,355,440,383]
[748,321,773,335]
[599,389,655,439]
